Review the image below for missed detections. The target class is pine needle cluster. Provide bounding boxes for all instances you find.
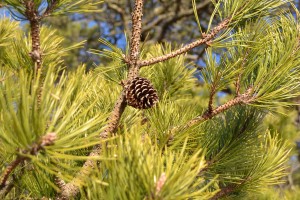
[0,0,300,199]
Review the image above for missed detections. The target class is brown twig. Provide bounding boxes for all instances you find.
[208,85,217,114]
[0,180,14,199]
[0,133,57,191]
[137,18,230,67]
[210,179,248,200]
[128,0,144,78]
[210,183,240,200]
[173,88,253,133]
[57,1,145,199]
[24,0,42,71]
[165,88,254,150]
[42,0,58,18]
[0,156,26,190]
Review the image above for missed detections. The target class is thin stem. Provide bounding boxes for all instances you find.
[210,179,248,200]
[210,183,240,200]
[0,156,26,190]
[173,88,253,133]
[24,0,42,71]
[208,86,216,114]
[42,0,58,18]
[0,178,15,198]
[138,18,230,67]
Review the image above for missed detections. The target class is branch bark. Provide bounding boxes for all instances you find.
[210,179,248,200]
[184,88,253,129]
[210,183,241,200]
[24,0,42,71]
[138,18,230,67]
[171,88,253,135]
[0,156,26,190]
[42,0,58,18]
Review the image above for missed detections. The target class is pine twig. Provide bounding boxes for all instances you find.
[128,0,144,79]
[57,1,145,199]
[208,86,216,114]
[24,0,42,71]
[0,133,57,191]
[210,183,240,200]
[0,156,26,190]
[166,88,254,149]
[172,88,253,134]
[210,179,248,200]
[42,0,59,18]
[0,181,14,199]
[137,18,230,67]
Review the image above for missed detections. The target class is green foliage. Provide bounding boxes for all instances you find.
[205,14,300,110]
[0,18,19,47]
[85,133,216,200]
[47,0,103,16]
[1,0,300,199]
[0,66,117,197]
[211,0,290,23]
[141,44,198,100]
[1,24,84,72]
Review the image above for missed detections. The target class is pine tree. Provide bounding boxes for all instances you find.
[0,0,300,199]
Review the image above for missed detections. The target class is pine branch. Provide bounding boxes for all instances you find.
[175,88,254,132]
[24,0,42,71]
[128,0,144,79]
[0,133,57,191]
[42,0,59,18]
[208,85,216,114]
[0,177,15,199]
[137,18,230,67]
[210,181,244,200]
[0,156,26,190]
[57,1,145,198]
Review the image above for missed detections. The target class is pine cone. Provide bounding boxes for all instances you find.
[124,77,159,109]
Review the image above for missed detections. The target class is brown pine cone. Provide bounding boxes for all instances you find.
[124,77,159,109]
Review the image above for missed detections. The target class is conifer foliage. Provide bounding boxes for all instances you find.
[0,0,300,199]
